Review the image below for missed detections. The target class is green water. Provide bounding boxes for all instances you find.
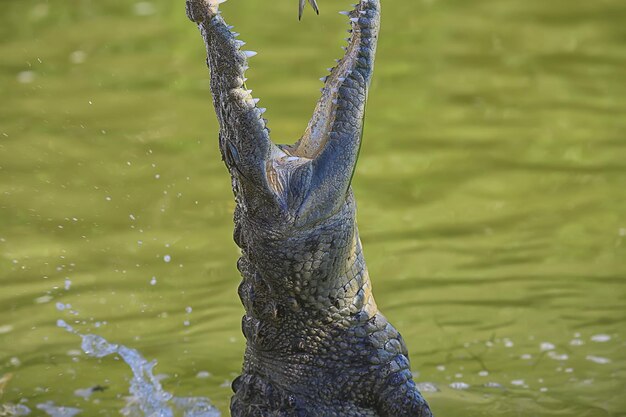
[1,0,625,415]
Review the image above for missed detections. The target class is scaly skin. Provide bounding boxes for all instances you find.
[186,0,433,415]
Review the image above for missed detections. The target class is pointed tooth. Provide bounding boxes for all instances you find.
[332,99,338,105]
[339,11,350,15]
[243,51,257,58]
[259,107,267,114]
[342,46,348,51]
[359,10,367,15]
[243,77,248,82]
[232,32,240,37]
[350,17,359,23]
[338,77,346,82]
[253,98,260,104]
[218,0,227,3]
[326,67,334,72]
[331,87,338,93]
[227,25,235,29]
[245,89,253,95]
[235,40,246,48]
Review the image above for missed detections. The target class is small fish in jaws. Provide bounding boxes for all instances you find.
[299,0,319,20]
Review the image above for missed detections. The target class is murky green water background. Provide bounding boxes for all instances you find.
[1,0,625,415]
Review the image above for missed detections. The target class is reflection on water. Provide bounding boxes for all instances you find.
[0,0,625,415]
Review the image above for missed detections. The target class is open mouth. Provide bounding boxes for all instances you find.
[187,0,379,211]
[274,1,377,166]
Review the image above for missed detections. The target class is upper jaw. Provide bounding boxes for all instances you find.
[272,1,380,227]
[285,1,379,162]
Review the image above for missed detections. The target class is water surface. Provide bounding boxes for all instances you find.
[1,0,625,415]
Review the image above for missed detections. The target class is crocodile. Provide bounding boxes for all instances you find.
[185,0,433,415]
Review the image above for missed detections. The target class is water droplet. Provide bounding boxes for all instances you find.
[540,342,555,351]
[586,355,611,365]
[30,3,49,19]
[163,255,171,263]
[36,401,82,417]
[150,276,157,285]
[449,382,470,390]
[35,295,53,304]
[0,325,14,335]
[74,387,94,399]
[56,319,74,333]
[415,382,439,392]
[17,71,35,84]
[590,334,611,343]
[511,379,525,387]
[134,1,156,16]
[69,50,87,64]
[548,352,569,361]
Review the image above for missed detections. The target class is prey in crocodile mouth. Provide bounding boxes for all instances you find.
[186,0,433,415]
[299,0,319,20]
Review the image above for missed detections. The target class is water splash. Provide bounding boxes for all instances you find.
[0,404,31,416]
[36,402,81,417]
[57,320,220,417]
